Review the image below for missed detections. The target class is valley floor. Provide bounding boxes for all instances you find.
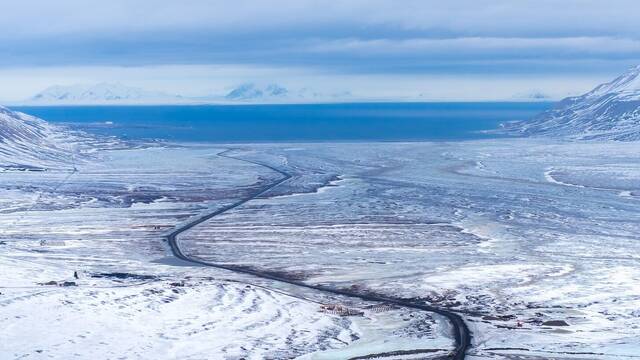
[1,139,639,359]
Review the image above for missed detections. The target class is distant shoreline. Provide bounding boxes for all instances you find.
[3,100,556,107]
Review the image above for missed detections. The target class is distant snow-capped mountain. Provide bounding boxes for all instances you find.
[511,90,553,101]
[224,83,353,103]
[30,83,184,105]
[25,82,353,105]
[504,65,640,141]
[0,106,85,169]
[225,83,289,101]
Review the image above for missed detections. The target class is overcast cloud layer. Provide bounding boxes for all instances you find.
[1,0,640,101]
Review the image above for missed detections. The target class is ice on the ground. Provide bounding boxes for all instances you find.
[178,140,640,359]
[1,143,448,359]
[2,122,640,358]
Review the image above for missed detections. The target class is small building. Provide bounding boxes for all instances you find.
[319,304,364,317]
[363,303,395,313]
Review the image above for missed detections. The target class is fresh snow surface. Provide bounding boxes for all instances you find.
[505,65,640,140]
[1,141,451,359]
[2,111,640,359]
[0,106,90,169]
[178,141,640,359]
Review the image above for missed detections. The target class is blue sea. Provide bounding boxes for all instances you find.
[14,102,551,143]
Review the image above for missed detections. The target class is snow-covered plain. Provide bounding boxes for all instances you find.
[178,141,640,359]
[1,104,640,358]
[0,142,453,359]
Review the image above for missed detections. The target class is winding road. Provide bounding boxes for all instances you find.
[165,149,471,359]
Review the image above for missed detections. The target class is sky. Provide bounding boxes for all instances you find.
[1,0,640,102]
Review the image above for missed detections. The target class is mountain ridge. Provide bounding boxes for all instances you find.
[504,65,640,141]
[22,82,354,105]
[0,106,89,169]
[29,83,184,105]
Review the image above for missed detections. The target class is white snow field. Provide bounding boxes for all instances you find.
[177,141,640,359]
[1,106,640,359]
[0,143,451,359]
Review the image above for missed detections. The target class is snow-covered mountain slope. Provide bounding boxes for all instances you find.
[504,65,640,141]
[23,82,353,105]
[29,83,184,105]
[0,106,84,169]
[223,83,353,103]
[510,90,553,101]
[225,83,289,101]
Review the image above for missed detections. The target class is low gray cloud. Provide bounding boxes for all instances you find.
[4,0,640,39]
[1,1,639,99]
[2,1,640,71]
